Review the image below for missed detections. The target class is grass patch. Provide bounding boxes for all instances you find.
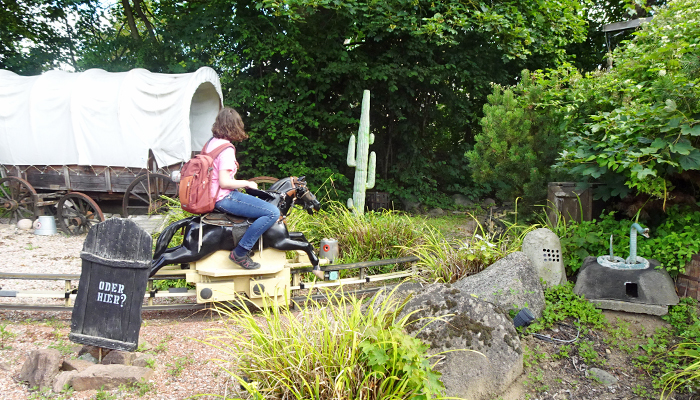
[201,287,447,399]
[289,200,425,273]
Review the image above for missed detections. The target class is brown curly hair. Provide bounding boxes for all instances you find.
[211,107,248,142]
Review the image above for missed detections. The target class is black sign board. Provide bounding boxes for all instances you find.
[70,218,152,351]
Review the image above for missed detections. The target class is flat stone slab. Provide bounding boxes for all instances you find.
[589,299,668,316]
[71,364,153,391]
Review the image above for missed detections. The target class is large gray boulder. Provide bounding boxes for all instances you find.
[521,228,567,287]
[452,251,546,318]
[398,283,523,400]
[452,194,474,208]
[19,349,63,390]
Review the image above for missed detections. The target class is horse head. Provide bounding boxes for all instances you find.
[268,176,321,215]
[292,177,321,215]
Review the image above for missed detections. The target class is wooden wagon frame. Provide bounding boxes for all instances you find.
[0,67,226,235]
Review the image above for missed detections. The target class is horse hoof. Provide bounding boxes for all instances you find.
[313,270,325,280]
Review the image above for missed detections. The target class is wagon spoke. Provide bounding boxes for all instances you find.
[57,193,104,236]
[0,177,37,224]
[132,191,152,206]
[122,174,176,217]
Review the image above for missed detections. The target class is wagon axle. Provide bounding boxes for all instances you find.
[2,198,18,210]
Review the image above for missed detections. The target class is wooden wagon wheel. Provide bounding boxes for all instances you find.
[0,177,37,223]
[57,192,105,236]
[249,176,279,191]
[122,173,176,217]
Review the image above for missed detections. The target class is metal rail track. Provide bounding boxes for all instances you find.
[0,256,419,312]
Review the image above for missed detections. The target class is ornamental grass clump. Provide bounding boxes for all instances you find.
[660,342,700,398]
[404,214,536,283]
[289,200,423,269]
[202,288,447,400]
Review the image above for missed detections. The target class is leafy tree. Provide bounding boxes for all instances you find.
[567,0,666,72]
[0,0,78,73]
[150,0,590,205]
[2,0,591,207]
[557,0,700,201]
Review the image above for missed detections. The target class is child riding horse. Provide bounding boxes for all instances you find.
[151,177,324,279]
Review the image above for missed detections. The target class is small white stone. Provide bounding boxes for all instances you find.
[17,219,33,230]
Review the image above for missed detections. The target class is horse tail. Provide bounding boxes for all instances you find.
[152,216,198,259]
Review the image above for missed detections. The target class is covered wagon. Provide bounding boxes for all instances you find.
[0,67,223,234]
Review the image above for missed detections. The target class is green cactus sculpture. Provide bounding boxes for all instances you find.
[347,90,376,215]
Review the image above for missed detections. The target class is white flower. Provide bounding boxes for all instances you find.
[659,69,667,76]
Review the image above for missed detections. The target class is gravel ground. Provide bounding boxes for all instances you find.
[2,222,693,400]
[0,223,246,399]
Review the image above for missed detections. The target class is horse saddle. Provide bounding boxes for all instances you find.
[199,188,281,227]
[201,212,251,227]
[200,212,253,249]
[198,190,282,248]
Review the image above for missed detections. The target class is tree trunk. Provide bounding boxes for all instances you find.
[121,0,141,42]
[132,0,157,41]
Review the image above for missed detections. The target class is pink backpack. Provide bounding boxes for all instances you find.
[178,141,233,214]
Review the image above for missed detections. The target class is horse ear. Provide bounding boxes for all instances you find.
[299,176,306,182]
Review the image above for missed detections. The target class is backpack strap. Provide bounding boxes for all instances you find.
[207,143,234,160]
[202,139,234,160]
[202,140,236,209]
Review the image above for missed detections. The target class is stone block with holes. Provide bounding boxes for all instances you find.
[521,228,567,288]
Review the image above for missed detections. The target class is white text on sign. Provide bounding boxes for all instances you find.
[96,281,127,308]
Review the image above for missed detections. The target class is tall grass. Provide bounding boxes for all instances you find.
[201,288,450,400]
[402,214,538,283]
[661,342,700,398]
[288,200,424,270]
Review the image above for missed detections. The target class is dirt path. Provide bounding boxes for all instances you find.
[501,310,682,400]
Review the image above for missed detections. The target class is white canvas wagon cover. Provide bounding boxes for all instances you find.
[0,67,223,169]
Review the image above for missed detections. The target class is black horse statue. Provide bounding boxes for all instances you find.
[151,176,323,279]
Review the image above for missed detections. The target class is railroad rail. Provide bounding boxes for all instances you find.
[0,256,420,312]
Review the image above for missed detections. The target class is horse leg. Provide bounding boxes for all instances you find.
[150,224,230,277]
[263,224,323,279]
[267,237,324,280]
[271,238,319,266]
[151,245,199,277]
[289,231,307,241]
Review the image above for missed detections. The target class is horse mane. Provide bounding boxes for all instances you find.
[268,177,294,193]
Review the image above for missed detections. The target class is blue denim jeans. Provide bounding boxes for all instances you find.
[215,190,280,251]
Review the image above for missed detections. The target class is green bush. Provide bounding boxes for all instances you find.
[555,0,700,200]
[525,282,607,334]
[467,70,569,204]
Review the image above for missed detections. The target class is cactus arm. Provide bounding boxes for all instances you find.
[369,133,375,146]
[366,152,376,189]
[347,134,357,167]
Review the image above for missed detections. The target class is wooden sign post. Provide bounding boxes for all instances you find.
[70,218,152,351]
